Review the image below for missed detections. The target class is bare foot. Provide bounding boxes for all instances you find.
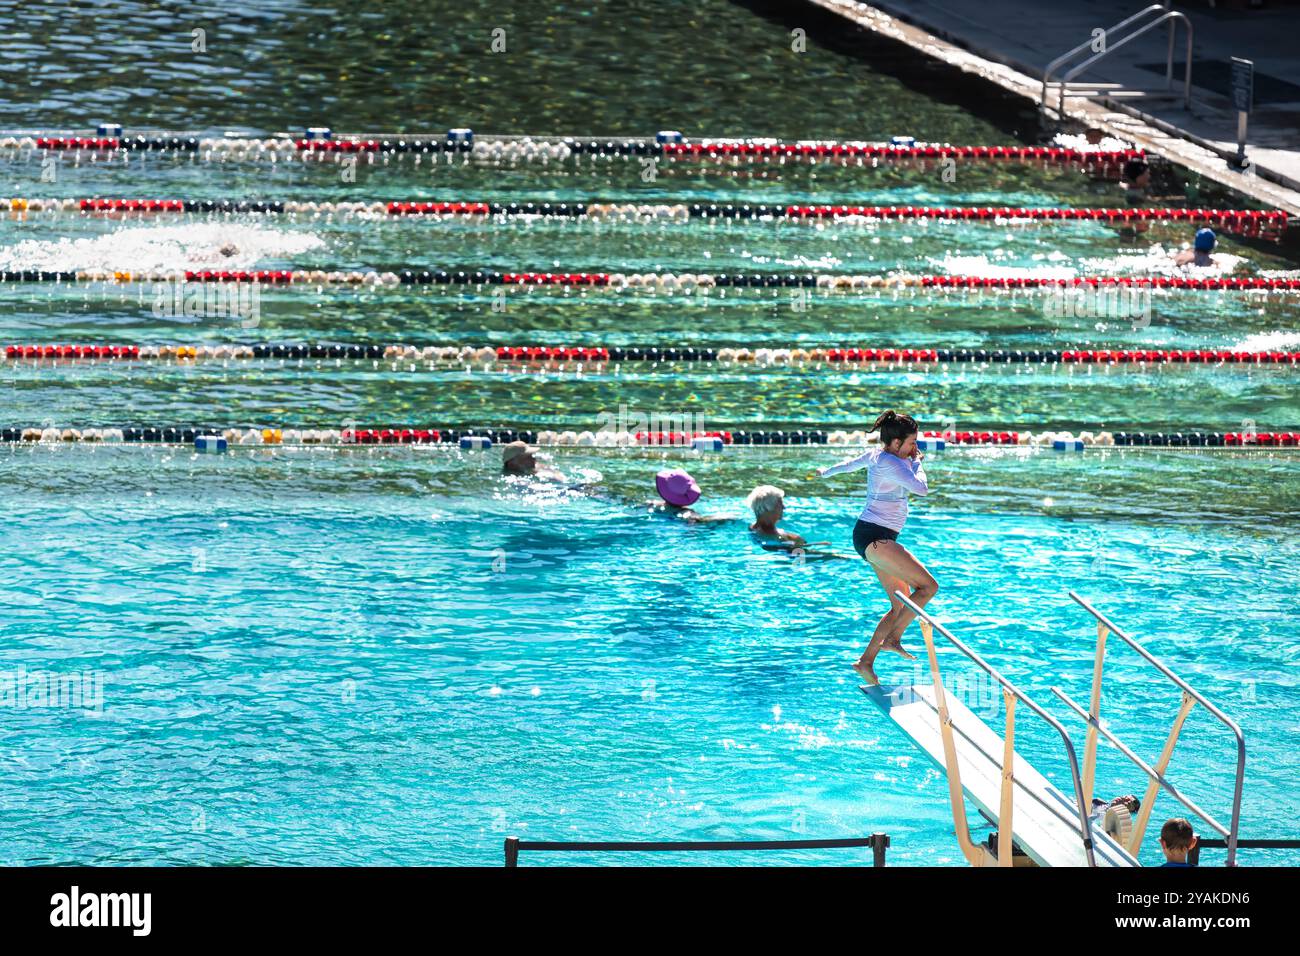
[881,638,916,661]
[851,661,880,686]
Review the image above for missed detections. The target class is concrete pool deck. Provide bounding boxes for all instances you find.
[807,0,1300,217]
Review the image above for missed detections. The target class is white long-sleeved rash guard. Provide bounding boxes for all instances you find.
[819,446,929,532]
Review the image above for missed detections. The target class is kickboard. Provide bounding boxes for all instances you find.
[863,683,1139,867]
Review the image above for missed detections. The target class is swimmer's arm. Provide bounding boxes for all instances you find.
[817,450,874,478]
[686,512,738,524]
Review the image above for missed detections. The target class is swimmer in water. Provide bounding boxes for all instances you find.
[647,468,733,524]
[1173,227,1217,268]
[1121,159,1152,202]
[747,484,850,560]
[816,410,937,685]
[501,440,566,481]
[219,243,239,257]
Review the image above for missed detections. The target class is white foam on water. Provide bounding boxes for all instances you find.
[1051,131,1135,153]
[1233,330,1300,352]
[1081,245,1249,276]
[934,254,1075,280]
[937,246,1251,279]
[0,222,326,272]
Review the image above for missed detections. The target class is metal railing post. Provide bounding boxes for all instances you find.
[1164,0,1175,89]
[871,832,890,867]
[504,837,519,868]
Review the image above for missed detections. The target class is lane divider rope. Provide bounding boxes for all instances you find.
[1,134,1144,173]
[10,198,1285,237]
[5,344,1299,366]
[2,270,1297,292]
[1,427,1294,448]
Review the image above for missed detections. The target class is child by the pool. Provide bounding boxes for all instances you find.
[816,410,937,685]
[1158,818,1198,867]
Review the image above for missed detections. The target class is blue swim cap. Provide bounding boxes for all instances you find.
[1194,227,1216,252]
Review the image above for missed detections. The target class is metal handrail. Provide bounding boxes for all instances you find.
[504,833,890,867]
[1043,4,1165,110]
[1067,591,1246,865]
[1041,4,1192,116]
[894,590,1099,866]
[1057,12,1193,115]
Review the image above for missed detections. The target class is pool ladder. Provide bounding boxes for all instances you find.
[1041,2,1193,119]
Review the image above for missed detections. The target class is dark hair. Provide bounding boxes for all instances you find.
[872,410,919,446]
[1121,159,1149,184]
[1160,818,1194,850]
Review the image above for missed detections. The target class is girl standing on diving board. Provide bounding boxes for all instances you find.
[816,410,938,686]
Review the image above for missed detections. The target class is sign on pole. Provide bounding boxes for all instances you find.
[1231,57,1253,169]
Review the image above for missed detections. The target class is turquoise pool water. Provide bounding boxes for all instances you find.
[1,0,1298,867]
[1,446,1296,866]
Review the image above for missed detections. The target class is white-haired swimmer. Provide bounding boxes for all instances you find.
[816,410,937,685]
[747,485,850,560]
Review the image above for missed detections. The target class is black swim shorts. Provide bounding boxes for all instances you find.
[852,519,899,558]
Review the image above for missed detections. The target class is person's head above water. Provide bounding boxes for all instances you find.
[746,485,785,524]
[1194,227,1217,252]
[501,440,540,475]
[1121,159,1150,188]
[873,409,920,457]
[655,468,701,507]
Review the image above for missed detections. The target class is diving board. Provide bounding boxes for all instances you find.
[864,682,1140,868]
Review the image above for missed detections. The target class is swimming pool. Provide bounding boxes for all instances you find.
[2,0,1298,868]
[1,444,1296,866]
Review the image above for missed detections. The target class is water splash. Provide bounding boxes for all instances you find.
[0,222,325,272]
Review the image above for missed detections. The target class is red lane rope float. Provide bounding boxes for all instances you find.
[3,270,1298,293]
[3,426,1296,448]
[6,344,1299,366]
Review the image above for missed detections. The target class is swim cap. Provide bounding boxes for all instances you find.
[1194,227,1216,252]
[655,468,701,507]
